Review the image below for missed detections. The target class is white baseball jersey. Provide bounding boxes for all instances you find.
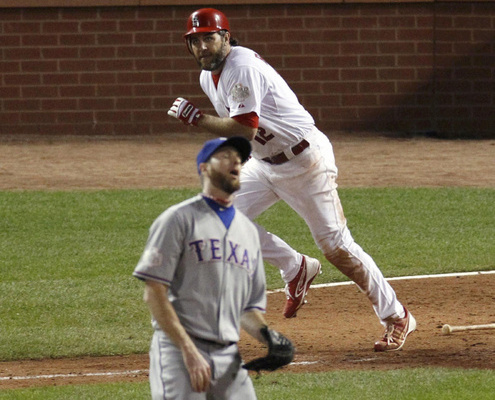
[133,194,266,345]
[200,46,315,159]
[199,46,406,325]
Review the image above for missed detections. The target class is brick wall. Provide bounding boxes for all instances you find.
[1,3,494,138]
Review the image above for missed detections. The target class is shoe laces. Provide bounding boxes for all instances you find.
[382,324,396,344]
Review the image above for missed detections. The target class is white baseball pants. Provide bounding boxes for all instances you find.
[235,128,405,323]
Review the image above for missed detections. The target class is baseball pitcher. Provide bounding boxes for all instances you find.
[134,137,294,399]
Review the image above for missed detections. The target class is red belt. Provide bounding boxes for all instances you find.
[261,139,310,165]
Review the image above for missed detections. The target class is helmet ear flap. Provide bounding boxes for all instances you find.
[185,36,193,54]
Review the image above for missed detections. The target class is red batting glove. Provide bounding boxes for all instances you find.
[168,97,203,126]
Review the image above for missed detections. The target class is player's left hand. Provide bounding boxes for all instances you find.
[168,97,203,126]
[243,326,294,372]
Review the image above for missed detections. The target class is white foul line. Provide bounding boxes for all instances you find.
[0,363,322,382]
[0,369,147,381]
[267,270,495,293]
[2,270,493,383]
[291,361,318,366]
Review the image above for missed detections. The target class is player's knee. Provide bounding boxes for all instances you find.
[318,231,347,261]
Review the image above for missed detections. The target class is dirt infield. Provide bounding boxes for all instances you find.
[1,133,494,389]
[1,132,495,190]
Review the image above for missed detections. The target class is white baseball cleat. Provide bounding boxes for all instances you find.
[374,307,417,352]
[283,255,322,318]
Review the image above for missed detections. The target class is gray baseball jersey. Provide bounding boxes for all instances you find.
[133,194,266,345]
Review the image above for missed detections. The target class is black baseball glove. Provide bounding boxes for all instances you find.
[243,326,295,372]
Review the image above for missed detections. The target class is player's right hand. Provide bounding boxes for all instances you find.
[168,97,203,126]
[182,346,211,392]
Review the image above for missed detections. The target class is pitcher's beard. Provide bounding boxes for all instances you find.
[210,169,240,194]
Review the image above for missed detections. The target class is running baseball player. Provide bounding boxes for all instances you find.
[167,8,416,352]
[133,136,294,399]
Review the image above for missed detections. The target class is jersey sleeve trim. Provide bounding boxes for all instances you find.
[232,112,259,128]
[133,271,171,286]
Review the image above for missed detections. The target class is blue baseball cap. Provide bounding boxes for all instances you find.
[196,137,251,173]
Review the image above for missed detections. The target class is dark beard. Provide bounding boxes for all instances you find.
[198,45,228,71]
[209,169,239,194]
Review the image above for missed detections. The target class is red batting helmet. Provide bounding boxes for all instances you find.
[184,8,230,38]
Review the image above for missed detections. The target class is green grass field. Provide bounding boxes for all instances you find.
[1,369,494,400]
[1,187,494,398]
